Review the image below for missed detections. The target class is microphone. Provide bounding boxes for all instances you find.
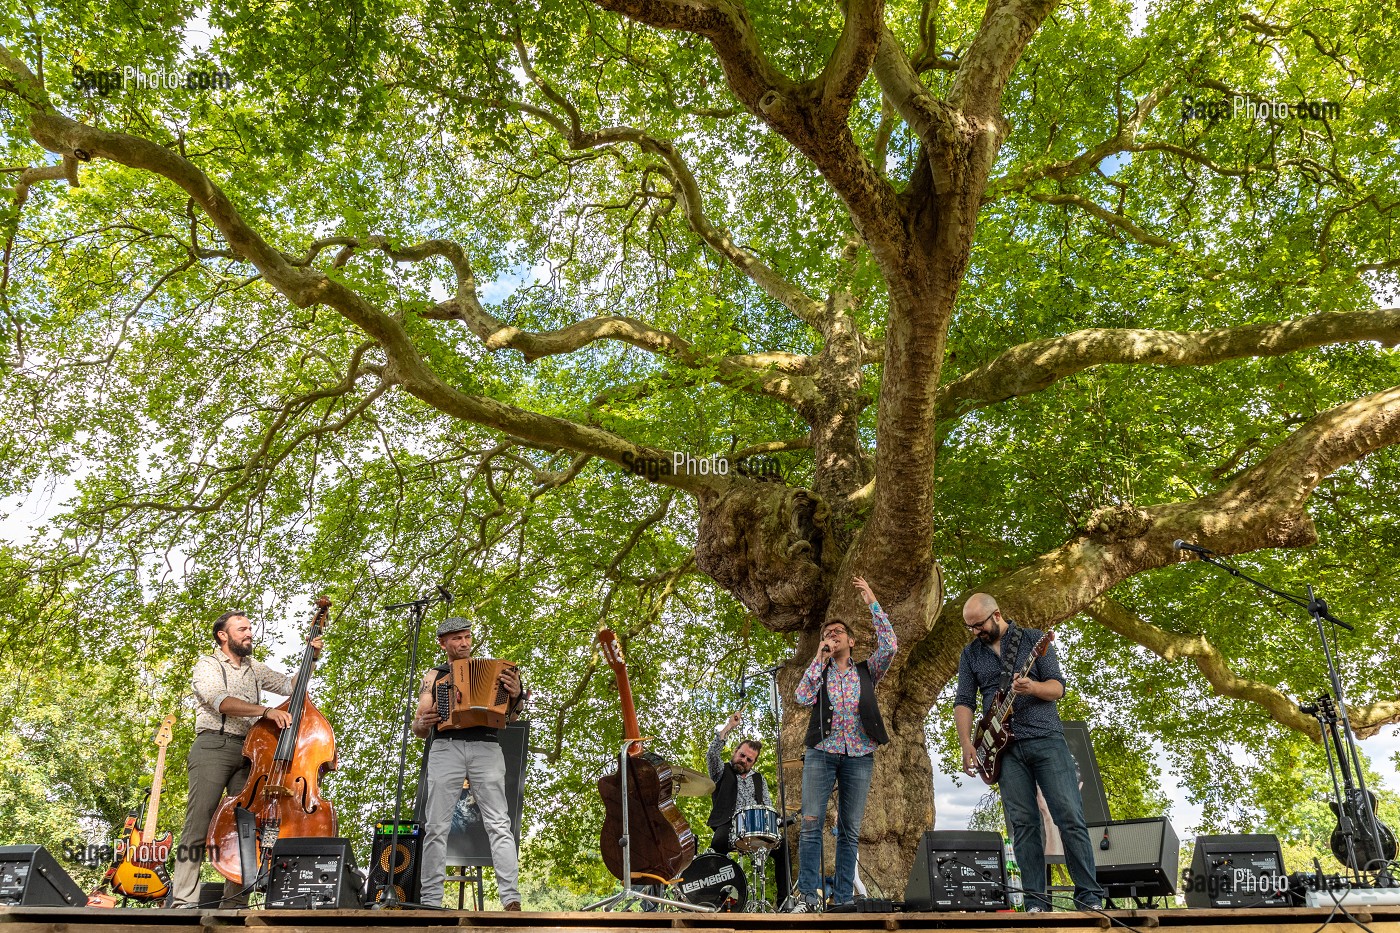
[437,585,454,605]
[1173,539,1214,556]
[1100,828,1111,850]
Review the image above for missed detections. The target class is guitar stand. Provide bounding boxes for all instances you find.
[584,739,715,913]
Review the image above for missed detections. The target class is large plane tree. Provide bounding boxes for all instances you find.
[2,0,1398,890]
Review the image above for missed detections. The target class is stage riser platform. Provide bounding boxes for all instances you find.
[4,907,1400,933]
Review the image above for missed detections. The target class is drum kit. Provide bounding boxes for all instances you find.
[666,766,791,913]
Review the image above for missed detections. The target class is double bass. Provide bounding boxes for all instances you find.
[595,628,695,883]
[207,597,337,885]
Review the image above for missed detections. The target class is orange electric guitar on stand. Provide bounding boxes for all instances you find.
[98,712,178,902]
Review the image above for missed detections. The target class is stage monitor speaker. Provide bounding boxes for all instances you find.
[366,820,422,906]
[0,845,87,907]
[1183,834,1289,908]
[264,837,362,909]
[903,830,1008,912]
[1088,817,1179,899]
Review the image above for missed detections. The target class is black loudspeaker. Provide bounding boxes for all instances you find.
[903,830,1008,912]
[1183,834,1289,908]
[1088,818,1179,899]
[0,845,87,907]
[366,821,422,905]
[264,838,362,909]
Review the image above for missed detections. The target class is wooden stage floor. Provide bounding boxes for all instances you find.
[3,905,1398,933]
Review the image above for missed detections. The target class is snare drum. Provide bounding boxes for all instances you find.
[731,804,781,853]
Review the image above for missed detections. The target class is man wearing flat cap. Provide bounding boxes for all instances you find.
[413,616,524,910]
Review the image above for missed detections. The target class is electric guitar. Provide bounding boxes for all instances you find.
[1316,695,1399,870]
[970,630,1054,784]
[107,713,178,900]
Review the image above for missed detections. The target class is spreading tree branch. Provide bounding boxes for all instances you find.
[1085,595,1321,738]
[904,383,1400,710]
[937,307,1400,422]
[0,61,734,495]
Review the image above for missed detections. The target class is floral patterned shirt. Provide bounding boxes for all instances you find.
[795,602,897,756]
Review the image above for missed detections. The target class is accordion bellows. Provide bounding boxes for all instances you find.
[435,658,517,730]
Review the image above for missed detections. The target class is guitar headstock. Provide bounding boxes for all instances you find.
[597,628,625,673]
[154,712,177,747]
[1033,631,1054,657]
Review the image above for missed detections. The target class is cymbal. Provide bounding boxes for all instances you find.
[672,765,716,797]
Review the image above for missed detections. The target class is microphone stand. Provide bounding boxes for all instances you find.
[1179,550,1392,886]
[741,661,800,909]
[372,588,453,909]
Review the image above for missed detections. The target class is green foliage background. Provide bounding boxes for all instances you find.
[1,0,1398,901]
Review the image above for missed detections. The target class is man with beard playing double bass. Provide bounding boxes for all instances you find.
[171,610,322,908]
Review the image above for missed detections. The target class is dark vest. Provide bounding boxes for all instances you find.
[708,763,767,829]
[804,659,890,749]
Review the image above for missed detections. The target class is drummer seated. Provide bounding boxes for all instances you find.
[706,729,769,854]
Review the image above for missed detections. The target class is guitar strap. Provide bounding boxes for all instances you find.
[997,621,1024,696]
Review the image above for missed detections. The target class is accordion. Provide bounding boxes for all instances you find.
[434,658,518,730]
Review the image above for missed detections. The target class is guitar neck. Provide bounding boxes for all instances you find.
[991,633,1051,719]
[597,629,644,756]
[141,744,168,840]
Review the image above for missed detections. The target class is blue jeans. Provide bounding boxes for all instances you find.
[797,748,874,905]
[1000,735,1105,910]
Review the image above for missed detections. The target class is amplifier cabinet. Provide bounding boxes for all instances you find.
[1087,817,1179,898]
[1183,834,1289,908]
[265,837,361,909]
[0,845,86,907]
[904,830,1008,912]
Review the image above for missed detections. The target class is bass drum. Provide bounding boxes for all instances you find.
[674,852,746,911]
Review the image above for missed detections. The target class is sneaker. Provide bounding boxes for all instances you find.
[786,898,817,913]
[1025,905,1046,913]
[503,901,522,912]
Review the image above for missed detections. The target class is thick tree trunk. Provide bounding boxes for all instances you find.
[694,482,842,631]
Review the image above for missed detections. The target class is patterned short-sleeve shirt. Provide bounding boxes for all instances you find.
[190,651,294,736]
